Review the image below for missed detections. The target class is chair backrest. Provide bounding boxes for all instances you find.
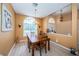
[26,34,29,42]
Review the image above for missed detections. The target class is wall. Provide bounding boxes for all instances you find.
[42,17,48,33]
[55,13,72,35]
[15,14,43,41]
[42,14,72,48]
[42,4,78,49]
[77,10,79,49]
[71,4,77,48]
[15,14,26,39]
[42,13,72,34]
[0,3,15,55]
[36,18,43,33]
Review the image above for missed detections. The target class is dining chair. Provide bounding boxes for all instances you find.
[27,35,31,52]
[27,35,47,56]
[38,39,47,56]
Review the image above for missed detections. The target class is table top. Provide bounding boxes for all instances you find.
[28,34,46,43]
[28,35,38,43]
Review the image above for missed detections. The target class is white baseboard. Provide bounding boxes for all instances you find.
[8,43,16,56]
[50,41,70,51]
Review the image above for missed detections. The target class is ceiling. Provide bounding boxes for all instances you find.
[12,3,71,18]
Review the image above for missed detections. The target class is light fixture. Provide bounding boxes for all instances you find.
[32,3,38,7]
[34,8,37,17]
[18,24,21,28]
[60,9,63,22]
[32,3,38,17]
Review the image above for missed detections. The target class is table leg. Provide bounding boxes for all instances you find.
[48,38,50,51]
[32,45,34,56]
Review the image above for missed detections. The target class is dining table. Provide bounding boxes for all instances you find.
[28,34,50,56]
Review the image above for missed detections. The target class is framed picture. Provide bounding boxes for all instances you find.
[1,4,12,32]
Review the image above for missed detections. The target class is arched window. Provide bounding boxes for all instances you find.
[47,17,56,33]
[23,17,37,36]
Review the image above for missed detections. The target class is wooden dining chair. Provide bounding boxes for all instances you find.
[27,35,31,52]
[38,39,47,56]
[27,35,47,56]
[41,34,50,51]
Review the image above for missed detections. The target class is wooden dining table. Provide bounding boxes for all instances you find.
[28,34,50,56]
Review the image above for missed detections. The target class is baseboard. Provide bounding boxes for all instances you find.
[8,43,16,56]
[50,41,70,51]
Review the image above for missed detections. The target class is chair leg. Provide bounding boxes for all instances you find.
[32,46,34,56]
[45,44,47,53]
[48,39,50,51]
[39,45,42,56]
[45,41,47,53]
[28,40,30,52]
[28,42,30,52]
[29,46,30,52]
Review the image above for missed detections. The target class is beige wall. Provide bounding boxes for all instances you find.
[71,4,77,48]
[42,17,48,33]
[15,14,43,41]
[42,4,78,48]
[15,14,26,39]
[0,3,15,55]
[42,14,72,48]
[36,18,43,33]
[42,13,72,35]
[77,10,79,49]
[55,13,72,35]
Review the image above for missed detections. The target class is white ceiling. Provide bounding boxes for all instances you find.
[12,3,70,18]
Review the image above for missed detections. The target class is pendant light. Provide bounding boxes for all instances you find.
[32,3,38,18]
[60,9,63,22]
